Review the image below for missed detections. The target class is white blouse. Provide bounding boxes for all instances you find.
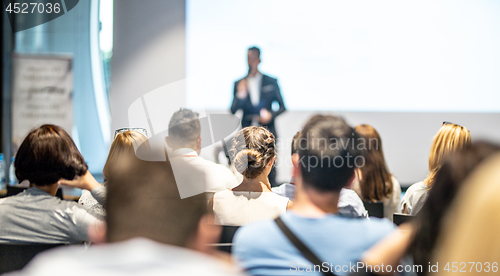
[213,190,289,226]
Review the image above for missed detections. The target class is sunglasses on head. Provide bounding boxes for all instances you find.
[442,122,469,133]
[114,128,148,138]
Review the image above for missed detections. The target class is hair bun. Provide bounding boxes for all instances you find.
[234,149,266,179]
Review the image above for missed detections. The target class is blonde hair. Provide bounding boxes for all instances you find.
[425,123,471,187]
[103,131,149,180]
[432,153,500,270]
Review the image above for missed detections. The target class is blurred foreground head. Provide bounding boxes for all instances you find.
[409,141,500,273]
[105,145,209,247]
[433,151,500,271]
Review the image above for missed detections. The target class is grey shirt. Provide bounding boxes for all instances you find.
[79,183,107,219]
[400,181,429,215]
[0,186,105,244]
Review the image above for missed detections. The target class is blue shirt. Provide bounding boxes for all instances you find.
[233,212,395,276]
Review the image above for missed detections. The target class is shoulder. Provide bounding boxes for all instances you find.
[390,176,402,193]
[233,218,279,252]
[401,181,428,212]
[262,191,288,200]
[405,181,428,196]
[261,74,278,83]
[405,181,424,192]
[78,190,95,204]
[234,77,246,85]
[339,188,364,207]
[214,190,232,199]
[195,156,227,169]
[256,192,290,207]
[271,184,286,196]
[391,175,401,187]
[192,157,235,174]
[353,217,396,241]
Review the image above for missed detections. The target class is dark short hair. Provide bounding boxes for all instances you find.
[15,124,88,186]
[298,115,362,192]
[168,108,200,145]
[248,46,260,58]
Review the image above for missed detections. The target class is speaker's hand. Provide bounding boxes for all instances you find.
[236,78,248,99]
[259,109,272,124]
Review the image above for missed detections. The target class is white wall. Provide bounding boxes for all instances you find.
[110,1,500,187]
[110,0,186,133]
[272,111,500,186]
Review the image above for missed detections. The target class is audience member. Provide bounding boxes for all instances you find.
[0,125,104,244]
[337,187,368,218]
[167,108,239,199]
[78,129,149,219]
[401,122,471,214]
[352,124,401,221]
[409,141,500,275]
[212,126,290,226]
[358,142,500,276]
[10,144,244,275]
[432,152,500,275]
[272,130,302,199]
[233,115,394,275]
[273,130,368,218]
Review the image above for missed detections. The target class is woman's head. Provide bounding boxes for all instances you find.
[15,124,87,186]
[354,124,392,201]
[231,126,276,179]
[103,130,149,180]
[426,122,471,186]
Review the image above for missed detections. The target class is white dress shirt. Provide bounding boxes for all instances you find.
[170,148,239,199]
[247,72,262,107]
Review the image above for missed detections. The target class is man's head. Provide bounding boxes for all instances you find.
[247,46,261,76]
[294,115,363,193]
[167,108,201,153]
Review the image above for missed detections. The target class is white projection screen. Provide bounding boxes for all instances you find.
[186,0,500,185]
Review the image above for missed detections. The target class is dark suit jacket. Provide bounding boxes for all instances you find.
[230,74,286,137]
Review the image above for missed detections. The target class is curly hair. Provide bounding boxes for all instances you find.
[230,126,276,179]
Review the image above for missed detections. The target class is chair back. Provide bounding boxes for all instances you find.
[6,186,26,197]
[0,243,66,273]
[217,225,240,253]
[393,213,415,226]
[363,201,384,218]
[6,186,64,200]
